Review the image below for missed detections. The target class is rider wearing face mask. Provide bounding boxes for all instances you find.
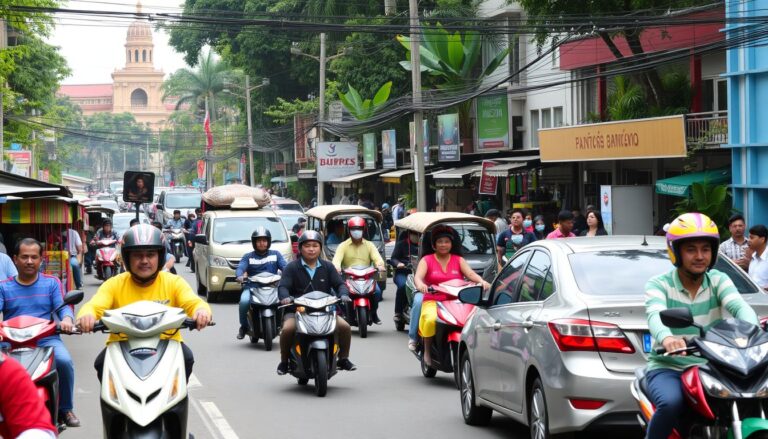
[496,208,538,262]
[532,215,548,240]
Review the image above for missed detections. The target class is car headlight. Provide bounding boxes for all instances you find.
[124,312,165,331]
[209,256,228,267]
[699,371,736,398]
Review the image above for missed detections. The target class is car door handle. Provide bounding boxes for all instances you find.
[492,321,502,331]
[521,320,534,330]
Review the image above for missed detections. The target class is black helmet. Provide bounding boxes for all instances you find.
[121,224,166,283]
[251,226,272,249]
[102,219,112,226]
[298,230,323,249]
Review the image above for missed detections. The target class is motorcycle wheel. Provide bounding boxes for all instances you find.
[262,317,275,351]
[103,266,113,280]
[313,350,328,397]
[356,307,368,338]
[420,345,437,378]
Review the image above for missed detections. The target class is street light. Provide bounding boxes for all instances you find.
[223,76,270,186]
[291,33,352,205]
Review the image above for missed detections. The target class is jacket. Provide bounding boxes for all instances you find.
[389,237,418,271]
[236,250,287,278]
[278,258,349,301]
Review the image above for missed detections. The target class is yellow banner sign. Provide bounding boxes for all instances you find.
[539,115,687,162]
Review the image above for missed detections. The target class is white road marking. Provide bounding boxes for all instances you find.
[188,372,202,389]
[199,401,240,439]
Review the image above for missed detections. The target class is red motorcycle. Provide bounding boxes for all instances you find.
[343,265,378,338]
[416,279,478,388]
[94,238,119,281]
[0,291,83,432]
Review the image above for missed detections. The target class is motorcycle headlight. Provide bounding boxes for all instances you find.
[209,256,228,267]
[747,341,768,363]
[124,312,165,331]
[3,322,46,342]
[702,340,741,365]
[699,371,737,398]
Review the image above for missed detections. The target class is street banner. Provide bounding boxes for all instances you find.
[204,111,213,152]
[294,114,311,164]
[438,113,460,162]
[600,185,613,235]
[478,161,499,195]
[317,142,359,182]
[6,150,32,177]
[363,133,376,170]
[197,160,206,180]
[477,95,509,150]
[409,120,430,165]
[41,169,49,182]
[381,129,397,169]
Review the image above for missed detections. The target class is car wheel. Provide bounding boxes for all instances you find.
[460,351,492,426]
[196,273,207,297]
[529,378,550,439]
[207,290,219,303]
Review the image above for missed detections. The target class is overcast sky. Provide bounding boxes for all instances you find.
[51,0,189,84]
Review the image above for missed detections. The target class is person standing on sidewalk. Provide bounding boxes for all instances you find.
[496,209,537,261]
[546,211,577,239]
[747,224,768,290]
[720,214,750,271]
[65,227,83,289]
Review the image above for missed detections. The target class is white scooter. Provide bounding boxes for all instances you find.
[92,301,211,438]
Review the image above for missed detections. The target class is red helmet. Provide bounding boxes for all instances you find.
[347,216,366,229]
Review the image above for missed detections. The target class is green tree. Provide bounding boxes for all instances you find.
[673,182,735,239]
[0,0,59,91]
[338,81,392,120]
[606,76,646,121]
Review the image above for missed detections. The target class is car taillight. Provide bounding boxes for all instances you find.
[547,318,635,354]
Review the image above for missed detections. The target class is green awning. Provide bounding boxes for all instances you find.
[655,168,731,197]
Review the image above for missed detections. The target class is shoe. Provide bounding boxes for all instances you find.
[59,411,80,428]
[393,314,402,324]
[372,312,382,325]
[408,340,417,352]
[337,358,357,371]
[236,327,246,340]
[276,361,289,375]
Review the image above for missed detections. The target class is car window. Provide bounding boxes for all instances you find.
[325,216,382,251]
[492,251,530,306]
[165,193,202,209]
[519,250,552,303]
[539,270,555,301]
[212,217,288,244]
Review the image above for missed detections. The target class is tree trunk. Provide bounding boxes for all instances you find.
[624,29,664,109]
[598,31,624,60]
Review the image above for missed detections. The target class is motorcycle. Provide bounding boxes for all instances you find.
[342,265,378,338]
[631,308,768,439]
[0,290,84,433]
[91,300,213,439]
[282,291,340,397]
[243,272,282,350]
[165,228,185,262]
[95,238,119,281]
[415,279,478,389]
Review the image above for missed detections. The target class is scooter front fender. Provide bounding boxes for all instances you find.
[309,339,328,351]
[447,331,462,343]
[738,418,768,439]
[260,308,275,318]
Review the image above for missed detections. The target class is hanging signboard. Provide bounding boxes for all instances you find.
[409,120,430,165]
[123,171,155,204]
[317,142,359,182]
[381,129,397,169]
[6,150,32,177]
[477,95,510,150]
[478,161,499,195]
[363,133,376,170]
[438,113,460,162]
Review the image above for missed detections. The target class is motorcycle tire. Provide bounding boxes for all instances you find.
[103,266,113,280]
[420,344,437,378]
[262,317,275,351]
[313,350,328,397]
[356,307,368,338]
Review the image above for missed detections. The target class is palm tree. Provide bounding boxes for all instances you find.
[162,49,238,122]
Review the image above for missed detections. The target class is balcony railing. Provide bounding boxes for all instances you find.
[685,111,727,148]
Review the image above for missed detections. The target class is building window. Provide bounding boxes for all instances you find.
[127,50,130,63]
[530,110,540,148]
[553,107,564,127]
[541,108,552,129]
[142,50,147,62]
[131,88,148,108]
[150,50,152,62]
[703,78,728,114]
[135,50,139,63]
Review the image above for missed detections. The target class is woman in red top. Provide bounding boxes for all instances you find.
[0,353,57,439]
[413,225,489,364]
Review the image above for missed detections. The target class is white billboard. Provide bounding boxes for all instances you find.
[317,142,359,182]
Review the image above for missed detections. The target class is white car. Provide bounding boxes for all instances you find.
[112,212,151,238]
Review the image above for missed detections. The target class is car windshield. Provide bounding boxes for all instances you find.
[273,202,303,212]
[446,223,494,255]
[325,215,382,251]
[278,214,305,230]
[112,215,148,231]
[568,249,760,296]
[212,217,288,244]
[165,193,201,209]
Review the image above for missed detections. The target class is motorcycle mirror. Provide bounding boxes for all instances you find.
[458,286,484,306]
[62,290,85,306]
[659,308,695,329]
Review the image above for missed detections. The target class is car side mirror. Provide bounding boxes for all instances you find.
[458,286,484,306]
[660,308,695,329]
[194,234,208,245]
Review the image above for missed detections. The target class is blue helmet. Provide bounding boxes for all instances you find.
[382,203,390,210]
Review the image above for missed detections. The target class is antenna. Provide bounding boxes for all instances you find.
[641,235,648,246]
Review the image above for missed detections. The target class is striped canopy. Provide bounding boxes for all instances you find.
[0,199,75,224]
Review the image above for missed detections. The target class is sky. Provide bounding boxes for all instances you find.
[51,0,190,85]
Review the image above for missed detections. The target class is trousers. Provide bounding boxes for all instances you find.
[38,337,75,412]
[646,368,685,438]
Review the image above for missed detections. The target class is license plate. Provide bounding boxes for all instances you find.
[643,333,652,353]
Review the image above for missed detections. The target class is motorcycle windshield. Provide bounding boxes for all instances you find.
[251,288,278,305]
[295,312,336,336]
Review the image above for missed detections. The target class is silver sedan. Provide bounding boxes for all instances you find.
[457,236,768,438]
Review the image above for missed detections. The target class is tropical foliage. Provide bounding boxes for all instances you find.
[673,182,735,239]
[338,82,392,120]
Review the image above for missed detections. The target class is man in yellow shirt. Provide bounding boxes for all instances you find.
[332,216,386,324]
[77,224,212,381]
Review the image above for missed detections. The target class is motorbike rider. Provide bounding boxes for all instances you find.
[276,231,356,375]
[0,353,57,439]
[413,226,490,364]
[0,238,79,428]
[90,219,119,279]
[165,210,187,261]
[235,227,288,340]
[332,216,386,324]
[389,230,419,329]
[644,212,758,438]
[76,224,212,382]
[152,221,177,273]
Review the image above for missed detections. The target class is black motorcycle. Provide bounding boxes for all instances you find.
[244,272,282,351]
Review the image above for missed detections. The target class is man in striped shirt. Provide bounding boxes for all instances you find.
[644,213,758,438]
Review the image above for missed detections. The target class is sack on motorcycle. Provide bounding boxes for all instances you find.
[202,184,271,208]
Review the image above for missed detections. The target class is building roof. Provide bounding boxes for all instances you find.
[58,84,113,99]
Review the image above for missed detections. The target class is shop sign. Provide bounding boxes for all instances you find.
[317,142,359,182]
[477,95,509,150]
[438,113,460,162]
[539,115,687,162]
[381,129,397,169]
[6,150,32,177]
[363,133,376,170]
[600,185,613,235]
[479,161,499,195]
[409,120,430,164]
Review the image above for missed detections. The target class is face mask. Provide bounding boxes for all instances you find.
[535,224,545,232]
[523,220,532,228]
[510,234,523,245]
[350,230,363,240]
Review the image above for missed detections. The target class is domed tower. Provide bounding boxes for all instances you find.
[111,1,168,128]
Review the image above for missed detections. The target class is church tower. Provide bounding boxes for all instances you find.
[111,1,167,128]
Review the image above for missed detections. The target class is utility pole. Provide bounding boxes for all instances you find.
[205,96,211,189]
[0,18,6,172]
[409,0,427,211]
[245,74,255,186]
[123,146,127,171]
[317,32,327,206]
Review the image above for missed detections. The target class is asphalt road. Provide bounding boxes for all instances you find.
[67,259,529,439]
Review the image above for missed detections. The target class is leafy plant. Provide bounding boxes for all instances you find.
[607,76,646,121]
[338,81,392,121]
[673,182,735,239]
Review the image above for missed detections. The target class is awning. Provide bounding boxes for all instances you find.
[297,169,316,180]
[380,169,414,184]
[270,176,299,184]
[430,164,481,180]
[328,170,385,186]
[479,162,527,177]
[655,168,731,197]
[0,171,72,198]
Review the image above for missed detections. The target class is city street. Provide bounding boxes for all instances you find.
[68,259,528,439]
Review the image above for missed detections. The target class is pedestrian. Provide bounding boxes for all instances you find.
[389,230,418,330]
[381,203,394,242]
[747,225,768,290]
[720,214,750,271]
[572,208,587,236]
[484,209,507,238]
[392,197,405,222]
[358,191,375,210]
[496,209,537,261]
[547,211,577,239]
[478,197,493,217]
[0,252,17,280]
[579,209,608,237]
[532,215,547,240]
[65,227,84,289]
[523,211,534,233]
[0,231,7,254]
[292,217,307,236]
